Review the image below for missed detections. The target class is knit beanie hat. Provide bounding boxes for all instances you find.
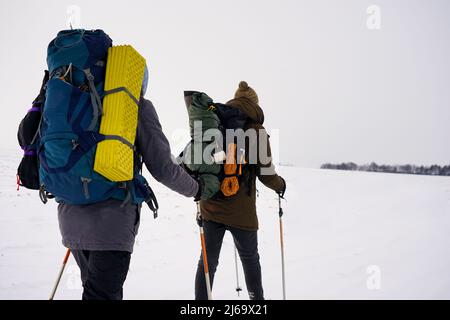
[234,81,259,105]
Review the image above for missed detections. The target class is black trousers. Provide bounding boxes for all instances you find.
[195,220,264,300]
[71,250,131,300]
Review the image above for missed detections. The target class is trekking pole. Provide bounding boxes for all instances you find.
[233,244,242,296]
[49,248,71,300]
[278,194,286,300]
[197,202,213,300]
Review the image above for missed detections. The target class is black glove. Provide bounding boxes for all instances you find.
[278,177,286,198]
[194,174,220,202]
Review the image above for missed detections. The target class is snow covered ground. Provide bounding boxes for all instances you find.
[1,150,449,300]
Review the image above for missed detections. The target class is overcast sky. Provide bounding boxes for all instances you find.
[1,0,449,168]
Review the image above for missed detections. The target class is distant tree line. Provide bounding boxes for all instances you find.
[320,162,450,176]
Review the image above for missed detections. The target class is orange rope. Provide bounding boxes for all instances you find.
[221,143,239,196]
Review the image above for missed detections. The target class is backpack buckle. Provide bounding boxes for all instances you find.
[39,185,48,204]
[71,139,79,150]
[39,185,54,204]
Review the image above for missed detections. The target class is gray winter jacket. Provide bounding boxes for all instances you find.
[58,99,198,253]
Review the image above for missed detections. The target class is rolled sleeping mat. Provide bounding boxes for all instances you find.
[184,91,220,142]
[183,91,221,197]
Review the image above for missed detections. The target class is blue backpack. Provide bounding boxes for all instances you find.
[36,29,158,216]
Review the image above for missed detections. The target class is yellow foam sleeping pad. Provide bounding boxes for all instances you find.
[94,45,146,182]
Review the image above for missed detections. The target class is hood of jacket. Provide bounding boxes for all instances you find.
[226,97,265,125]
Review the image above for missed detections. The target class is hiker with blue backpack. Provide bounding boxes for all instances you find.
[17,29,216,300]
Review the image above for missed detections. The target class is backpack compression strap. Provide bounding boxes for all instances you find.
[83,67,142,132]
[101,134,135,150]
[83,69,103,131]
[103,87,140,106]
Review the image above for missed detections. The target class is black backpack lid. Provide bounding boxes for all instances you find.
[215,103,248,130]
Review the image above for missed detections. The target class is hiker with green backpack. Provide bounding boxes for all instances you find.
[17,29,217,300]
[181,82,286,300]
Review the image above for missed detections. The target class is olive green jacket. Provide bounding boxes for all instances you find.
[200,97,285,231]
